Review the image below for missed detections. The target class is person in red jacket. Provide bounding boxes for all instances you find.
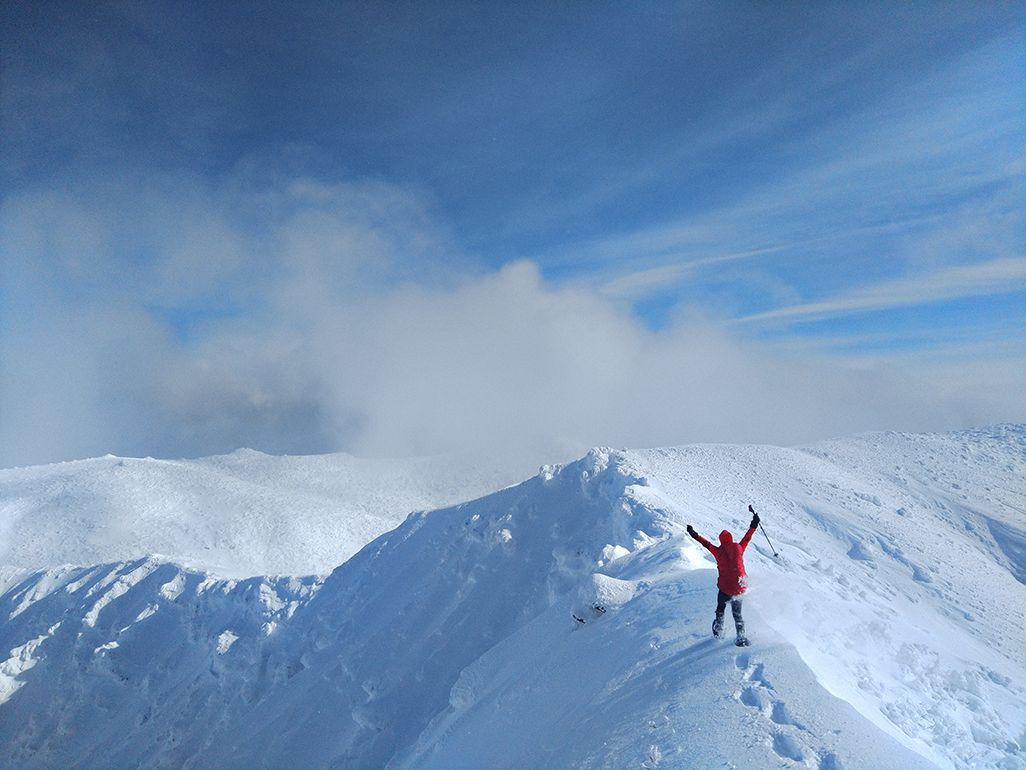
[687,510,760,646]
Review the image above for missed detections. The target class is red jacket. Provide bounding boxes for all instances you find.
[690,527,756,596]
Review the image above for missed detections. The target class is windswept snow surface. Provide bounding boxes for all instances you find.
[0,426,1024,769]
[0,449,525,586]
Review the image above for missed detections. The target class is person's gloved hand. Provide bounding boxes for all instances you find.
[686,524,697,537]
[750,513,760,529]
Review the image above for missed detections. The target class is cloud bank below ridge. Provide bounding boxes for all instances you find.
[2,171,1022,468]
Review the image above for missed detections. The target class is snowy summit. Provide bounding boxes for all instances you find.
[0,426,1024,769]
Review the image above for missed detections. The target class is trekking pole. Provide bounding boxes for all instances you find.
[748,504,779,558]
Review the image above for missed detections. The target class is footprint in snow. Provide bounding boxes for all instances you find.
[772,732,805,762]
[734,654,829,767]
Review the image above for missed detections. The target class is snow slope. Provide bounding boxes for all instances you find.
[0,427,1023,769]
[0,449,526,586]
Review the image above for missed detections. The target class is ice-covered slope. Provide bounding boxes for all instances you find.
[0,427,1023,769]
[0,449,526,585]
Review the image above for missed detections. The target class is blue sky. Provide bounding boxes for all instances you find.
[2,2,1024,466]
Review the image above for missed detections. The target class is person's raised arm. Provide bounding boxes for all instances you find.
[687,524,716,553]
[740,512,759,548]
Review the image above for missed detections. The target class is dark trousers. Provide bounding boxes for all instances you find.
[714,590,745,637]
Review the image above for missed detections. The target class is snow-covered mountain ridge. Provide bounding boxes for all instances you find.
[1,426,1023,769]
[0,448,528,587]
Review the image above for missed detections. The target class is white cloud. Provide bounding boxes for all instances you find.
[2,171,1023,469]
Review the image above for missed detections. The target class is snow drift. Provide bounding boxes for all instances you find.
[1,427,1024,769]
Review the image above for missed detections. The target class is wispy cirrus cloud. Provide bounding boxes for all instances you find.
[735,257,1026,326]
[541,29,1024,325]
[594,245,790,302]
